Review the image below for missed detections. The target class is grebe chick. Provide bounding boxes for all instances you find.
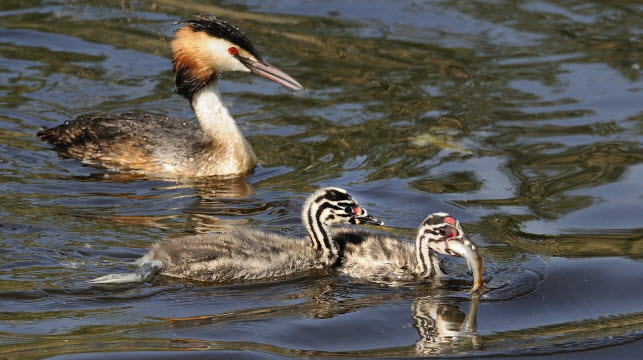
[334,213,484,292]
[89,187,383,284]
[38,15,303,177]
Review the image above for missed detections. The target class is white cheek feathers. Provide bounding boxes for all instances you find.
[206,38,251,72]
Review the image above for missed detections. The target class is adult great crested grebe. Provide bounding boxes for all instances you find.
[89,187,383,284]
[38,14,303,177]
[333,213,484,293]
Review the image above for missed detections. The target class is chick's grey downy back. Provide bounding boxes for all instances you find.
[334,228,429,281]
[140,228,326,282]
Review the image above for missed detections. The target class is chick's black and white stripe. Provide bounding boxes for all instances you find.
[302,188,356,263]
[415,212,461,276]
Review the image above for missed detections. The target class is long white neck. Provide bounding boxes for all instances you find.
[190,82,256,175]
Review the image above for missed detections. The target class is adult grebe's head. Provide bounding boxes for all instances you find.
[172,14,303,99]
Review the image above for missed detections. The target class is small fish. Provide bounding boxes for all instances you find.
[446,238,484,294]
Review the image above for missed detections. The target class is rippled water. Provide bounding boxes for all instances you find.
[1,0,642,359]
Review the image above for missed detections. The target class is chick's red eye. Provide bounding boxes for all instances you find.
[440,227,459,238]
[228,47,239,55]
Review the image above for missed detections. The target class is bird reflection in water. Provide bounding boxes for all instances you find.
[77,173,256,232]
[157,284,483,357]
[412,296,482,356]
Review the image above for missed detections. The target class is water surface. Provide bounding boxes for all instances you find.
[1,0,642,358]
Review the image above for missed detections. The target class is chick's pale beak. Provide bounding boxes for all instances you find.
[238,57,304,91]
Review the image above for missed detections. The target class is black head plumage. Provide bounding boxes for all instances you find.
[322,188,353,202]
[177,14,265,63]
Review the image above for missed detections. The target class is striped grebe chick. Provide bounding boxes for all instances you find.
[38,15,303,177]
[89,187,383,284]
[334,213,484,292]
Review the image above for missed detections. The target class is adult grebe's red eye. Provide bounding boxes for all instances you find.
[228,47,239,55]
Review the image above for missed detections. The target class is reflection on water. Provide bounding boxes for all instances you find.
[1,0,642,358]
[412,297,481,356]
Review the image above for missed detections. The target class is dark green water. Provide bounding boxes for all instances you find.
[1,0,641,359]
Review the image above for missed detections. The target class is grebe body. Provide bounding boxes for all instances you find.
[90,187,382,284]
[38,15,303,177]
[334,213,484,292]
